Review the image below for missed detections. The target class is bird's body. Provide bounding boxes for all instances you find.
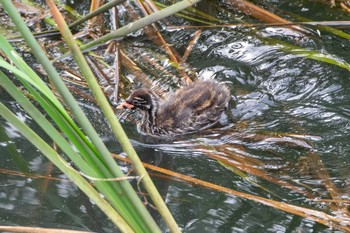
[117,81,230,136]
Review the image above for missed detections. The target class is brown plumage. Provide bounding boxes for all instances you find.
[117,81,230,136]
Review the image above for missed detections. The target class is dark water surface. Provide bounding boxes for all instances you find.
[1,0,350,232]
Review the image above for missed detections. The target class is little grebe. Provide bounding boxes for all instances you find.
[117,81,230,136]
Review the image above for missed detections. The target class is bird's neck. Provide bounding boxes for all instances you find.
[141,93,160,134]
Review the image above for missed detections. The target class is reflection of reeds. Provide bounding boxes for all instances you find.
[199,146,316,198]
[113,152,350,231]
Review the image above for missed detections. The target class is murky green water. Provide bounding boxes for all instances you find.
[1,0,350,232]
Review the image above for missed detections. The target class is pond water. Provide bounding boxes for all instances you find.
[1,0,350,232]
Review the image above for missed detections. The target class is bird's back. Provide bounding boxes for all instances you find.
[155,81,230,135]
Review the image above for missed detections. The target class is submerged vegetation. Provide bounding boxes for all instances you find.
[0,0,350,232]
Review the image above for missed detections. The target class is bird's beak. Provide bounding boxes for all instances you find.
[116,101,134,110]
